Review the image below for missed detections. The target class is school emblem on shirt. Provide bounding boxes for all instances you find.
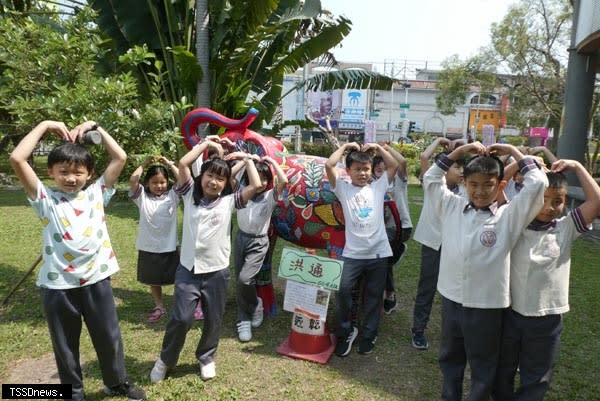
[210,215,220,227]
[480,231,497,247]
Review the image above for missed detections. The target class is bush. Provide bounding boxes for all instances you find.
[280,141,334,158]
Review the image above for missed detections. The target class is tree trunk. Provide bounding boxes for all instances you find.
[195,0,210,109]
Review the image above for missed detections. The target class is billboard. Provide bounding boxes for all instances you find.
[339,89,367,129]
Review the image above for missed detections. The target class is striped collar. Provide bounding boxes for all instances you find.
[527,219,557,231]
[463,201,499,215]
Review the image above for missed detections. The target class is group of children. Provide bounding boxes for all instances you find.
[9,120,600,401]
[9,122,286,400]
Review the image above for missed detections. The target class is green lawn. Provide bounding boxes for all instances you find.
[0,184,598,401]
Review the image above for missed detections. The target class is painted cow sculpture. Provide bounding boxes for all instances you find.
[180,108,401,315]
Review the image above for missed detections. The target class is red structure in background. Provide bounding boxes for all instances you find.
[180,108,400,317]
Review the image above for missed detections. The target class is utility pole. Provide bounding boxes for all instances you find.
[388,62,395,143]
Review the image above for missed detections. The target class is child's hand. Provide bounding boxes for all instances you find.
[218,137,235,148]
[70,121,97,143]
[435,137,452,149]
[143,155,155,166]
[156,156,175,166]
[42,121,71,142]
[488,143,517,157]
[453,141,485,158]
[225,151,258,161]
[344,142,361,152]
[206,135,234,148]
[224,151,245,160]
[261,155,276,164]
[550,159,579,173]
[205,140,224,156]
[361,142,380,153]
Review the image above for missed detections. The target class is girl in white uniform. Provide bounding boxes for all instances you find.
[129,156,180,323]
[230,153,288,342]
[150,141,262,382]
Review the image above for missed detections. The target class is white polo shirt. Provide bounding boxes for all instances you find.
[129,185,179,253]
[413,182,466,250]
[423,156,547,308]
[333,171,392,259]
[237,188,278,236]
[176,179,244,274]
[510,208,590,316]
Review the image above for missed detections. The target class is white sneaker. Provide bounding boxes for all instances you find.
[200,361,216,380]
[251,297,264,328]
[150,358,167,383]
[237,320,252,342]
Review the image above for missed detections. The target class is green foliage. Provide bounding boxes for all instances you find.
[90,0,197,126]
[0,5,187,175]
[390,142,419,160]
[435,54,500,116]
[88,0,393,130]
[436,0,569,132]
[500,135,528,147]
[490,0,569,130]
[281,140,333,157]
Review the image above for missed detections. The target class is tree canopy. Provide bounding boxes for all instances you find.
[436,0,571,132]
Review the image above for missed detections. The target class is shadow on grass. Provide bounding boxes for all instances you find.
[111,287,176,333]
[0,264,174,333]
[0,262,46,321]
[0,187,32,207]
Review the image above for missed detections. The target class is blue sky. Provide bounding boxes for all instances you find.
[322,0,517,66]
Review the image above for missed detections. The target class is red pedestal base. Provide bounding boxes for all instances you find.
[276,329,336,364]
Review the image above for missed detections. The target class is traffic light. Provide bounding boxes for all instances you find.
[409,121,416,133]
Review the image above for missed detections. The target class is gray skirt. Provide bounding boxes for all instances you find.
[137,249,179,285]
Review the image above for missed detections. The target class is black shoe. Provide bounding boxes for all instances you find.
[357,336,377,354]
[383,294,398,314]
[335,326,358,357]
[411,330,429,350]
[103,381,146,401]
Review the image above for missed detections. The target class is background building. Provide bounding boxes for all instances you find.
[278,62,505,143]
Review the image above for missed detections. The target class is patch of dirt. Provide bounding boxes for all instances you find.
[6,354,61,384]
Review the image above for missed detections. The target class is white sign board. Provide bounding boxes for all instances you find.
[283,280,331,321]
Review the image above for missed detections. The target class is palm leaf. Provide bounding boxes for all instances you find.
[282,70,397,100]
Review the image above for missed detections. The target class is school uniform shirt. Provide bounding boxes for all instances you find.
[176,178,244,274]
[333,171,392,259]
[385,174,413,231]
[423,156,548,308]
[413,183,466,250]
[510,208,590,316]
[504,178,523,201]
[237,188,278,236]
[129,185,179,253]
[29,176,120,289]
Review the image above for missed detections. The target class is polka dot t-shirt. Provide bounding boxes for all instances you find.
[29,176,120,289]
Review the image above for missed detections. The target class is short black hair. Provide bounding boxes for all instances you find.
[345,150,372,169]
[192,157,232,205]
[464,155,504,181]
[47,142,94,172]
[371,155,385,174]
[547,171,568,189]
